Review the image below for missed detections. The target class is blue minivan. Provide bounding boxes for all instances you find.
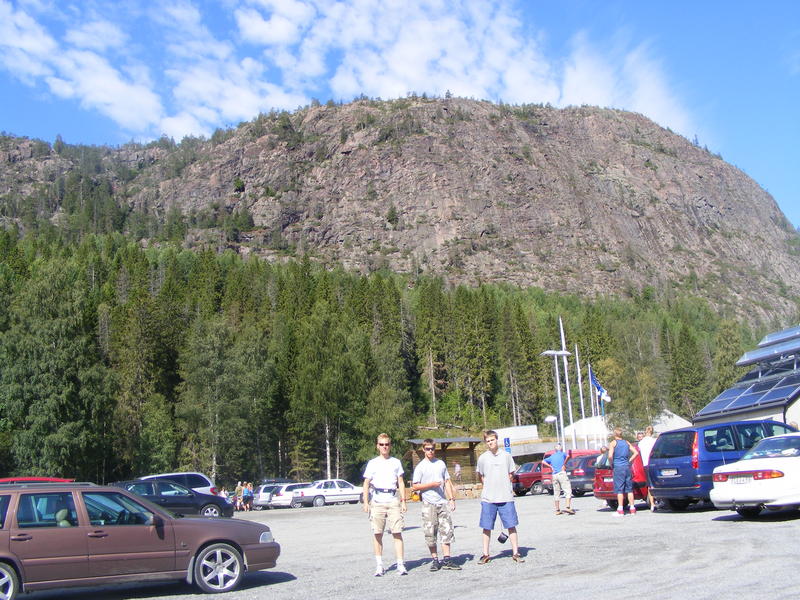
[647,419,797,511]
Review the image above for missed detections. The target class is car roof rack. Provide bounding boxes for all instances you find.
[0,481,99,488]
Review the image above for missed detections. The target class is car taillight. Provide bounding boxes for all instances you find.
[713,473,728,482]
[210,487,218,495]
[573,468,585,476]
[753,470,784,480]
[691,432,699,470]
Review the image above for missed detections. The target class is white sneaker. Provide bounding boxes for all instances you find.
[614,510,624,518]
[397,563,408,576]
[374,565,384,577]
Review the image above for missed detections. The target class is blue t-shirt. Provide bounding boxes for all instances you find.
[544,450,568,472]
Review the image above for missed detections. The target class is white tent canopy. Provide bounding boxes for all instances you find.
[652,409,692,433]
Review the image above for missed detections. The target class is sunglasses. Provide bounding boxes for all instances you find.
[423,447,435,451]
[378,443,391,447]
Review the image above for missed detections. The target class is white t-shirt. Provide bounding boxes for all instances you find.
[476,449,516,503]
[363,456,404,503]
[637,435,657,466]
[412,458,450,505]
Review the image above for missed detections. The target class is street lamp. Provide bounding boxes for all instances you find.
[541,349,571,448]
[544,414,558,443]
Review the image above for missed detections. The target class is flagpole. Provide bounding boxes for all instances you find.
[574,344,588,449]
[558,317,577,450]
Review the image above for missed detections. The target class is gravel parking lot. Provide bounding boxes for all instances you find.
[28,493,798,600]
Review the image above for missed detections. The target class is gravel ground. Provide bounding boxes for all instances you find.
[27,492,799,600]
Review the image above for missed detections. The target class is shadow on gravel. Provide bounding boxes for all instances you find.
[712,508,800,523]
[237,570,297,589]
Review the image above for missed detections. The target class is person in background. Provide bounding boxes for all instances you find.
[411,439,461,571]
[636,431,645,442]
[637,425,657,511]
[234,481,243,511]
[476,429,523,564]
[453,461,462,484]
[608,427,639,517]
[363,433,407,577]
[544,443,575,515]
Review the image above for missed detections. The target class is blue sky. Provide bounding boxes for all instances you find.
[1,0,799,228]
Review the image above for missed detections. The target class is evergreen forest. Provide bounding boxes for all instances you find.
[0,226,772,485]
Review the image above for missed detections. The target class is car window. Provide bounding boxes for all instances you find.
[323,481,334,489]
[337,481,353,489]
[764,423,795,437]
[516,463,533,474]
[0,495,9,528]
[126,481,154,495]
[651,431,695,459]
[703,425,735,452]
[565,458,580,469]
[157,481,191,496]
[743,436,800,460]
[595,454,609,468]
[184,474,209,488]
[734,423,765,450]
[17,492,78,528]
[534,463,541,473]
[82,491,154,526]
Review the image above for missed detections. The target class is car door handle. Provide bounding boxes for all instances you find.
[11,534,32,541]
[88,531,109,538]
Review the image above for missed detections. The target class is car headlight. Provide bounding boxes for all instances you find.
[259,530,274,544]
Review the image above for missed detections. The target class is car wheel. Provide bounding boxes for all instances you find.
[606,499,619,510]
[531,481,543,495]
[573,490,585,497]
[201,504,221,518]
[349,499,359,504]
[736,507,762,519]
[193,543,244,594]
[0,561,20,600]
[290,499,302,508]
[666,499,691,512]
[313,495,326,507]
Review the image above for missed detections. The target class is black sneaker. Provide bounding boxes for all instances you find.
[429,559,441,571]
[441,558,462,570]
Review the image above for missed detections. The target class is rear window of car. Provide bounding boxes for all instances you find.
[743,435,800,460]
[565,458,581,469]
[651,431,696,459]
[516,463,533,473]
[763,422,796,437]
[0,495,9,528]
[183,474,211,489]
[16,492,78,528]
[703,425,736,452]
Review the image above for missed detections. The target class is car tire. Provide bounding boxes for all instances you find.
[200,504,221,518]
[290,499,302,509]
[666,499,691,512]
[573,490,585,497]
[531,481,543,495]
[0,561,20,600]
[313,495,326,507]
[349,500,359,504]
[736,507,762,519]
[606,499,619,510]
[514,489,528,497]
[193,543,244,594]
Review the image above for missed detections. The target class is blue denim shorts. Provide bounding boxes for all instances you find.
[479,501,519,530]
[613,467,633,494]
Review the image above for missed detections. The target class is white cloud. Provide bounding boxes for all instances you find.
[64,19,127,51]
[0,0,57,79]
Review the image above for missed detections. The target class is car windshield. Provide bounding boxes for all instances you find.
[742,436,800,460]
[515,463,533,474]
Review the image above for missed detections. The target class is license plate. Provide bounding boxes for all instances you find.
[603,477,613,483]
[660,468,677,476]
[732,476,750,484]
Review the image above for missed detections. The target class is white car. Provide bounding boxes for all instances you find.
[139,471,217,496]
[710,432,800,518]
[293,479,363,507]
[269,482,312,508]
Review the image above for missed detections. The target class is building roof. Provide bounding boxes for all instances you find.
[406,437,481,445]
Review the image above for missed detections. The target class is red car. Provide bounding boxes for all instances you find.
[513,449,600,496]
[593,451,649,509]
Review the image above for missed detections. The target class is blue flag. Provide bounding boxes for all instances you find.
[590,367,611,402]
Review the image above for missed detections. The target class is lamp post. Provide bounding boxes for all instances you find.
[544,415,558,444]
[541,349,572,448]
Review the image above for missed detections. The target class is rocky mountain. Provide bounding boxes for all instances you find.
[2,97,799,321]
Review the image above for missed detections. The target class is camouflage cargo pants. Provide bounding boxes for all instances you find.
[421,501,455,547]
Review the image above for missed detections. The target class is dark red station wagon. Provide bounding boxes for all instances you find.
[0,481,280,599]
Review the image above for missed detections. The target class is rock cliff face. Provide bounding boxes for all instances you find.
[2,98,799,320]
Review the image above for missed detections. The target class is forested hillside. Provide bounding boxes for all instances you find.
[0,230,756,484]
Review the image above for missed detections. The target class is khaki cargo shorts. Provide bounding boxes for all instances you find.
[421,502,454,546]
[553,470,572,499]
[370,498,404,534]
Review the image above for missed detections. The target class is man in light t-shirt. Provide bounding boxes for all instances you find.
[476,429,523,564]
[411,438,460,571]
[363,433,407,576]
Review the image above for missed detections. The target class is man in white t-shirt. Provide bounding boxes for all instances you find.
[637,425,657,511]
[411,438,460,571]
[362,433,407,576]
[476,429,523,564]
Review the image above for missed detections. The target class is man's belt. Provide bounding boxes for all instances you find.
[372,487,397,494]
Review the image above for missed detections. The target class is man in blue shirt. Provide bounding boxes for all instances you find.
[543,443,575,515]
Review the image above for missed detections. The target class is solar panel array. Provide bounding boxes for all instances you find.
[695,370,800,419]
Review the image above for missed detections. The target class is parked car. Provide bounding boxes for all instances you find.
[293,479,363,507]
[565,453,601,496]
[254,484,280,510]
[0,481,279,599]
[647,419,796,511]
[512,461,551,496]
[139,471,217,496]
[710,432,800,518]
[593,449,649,509]
[269,482,312,508]
[111,479,233,518]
